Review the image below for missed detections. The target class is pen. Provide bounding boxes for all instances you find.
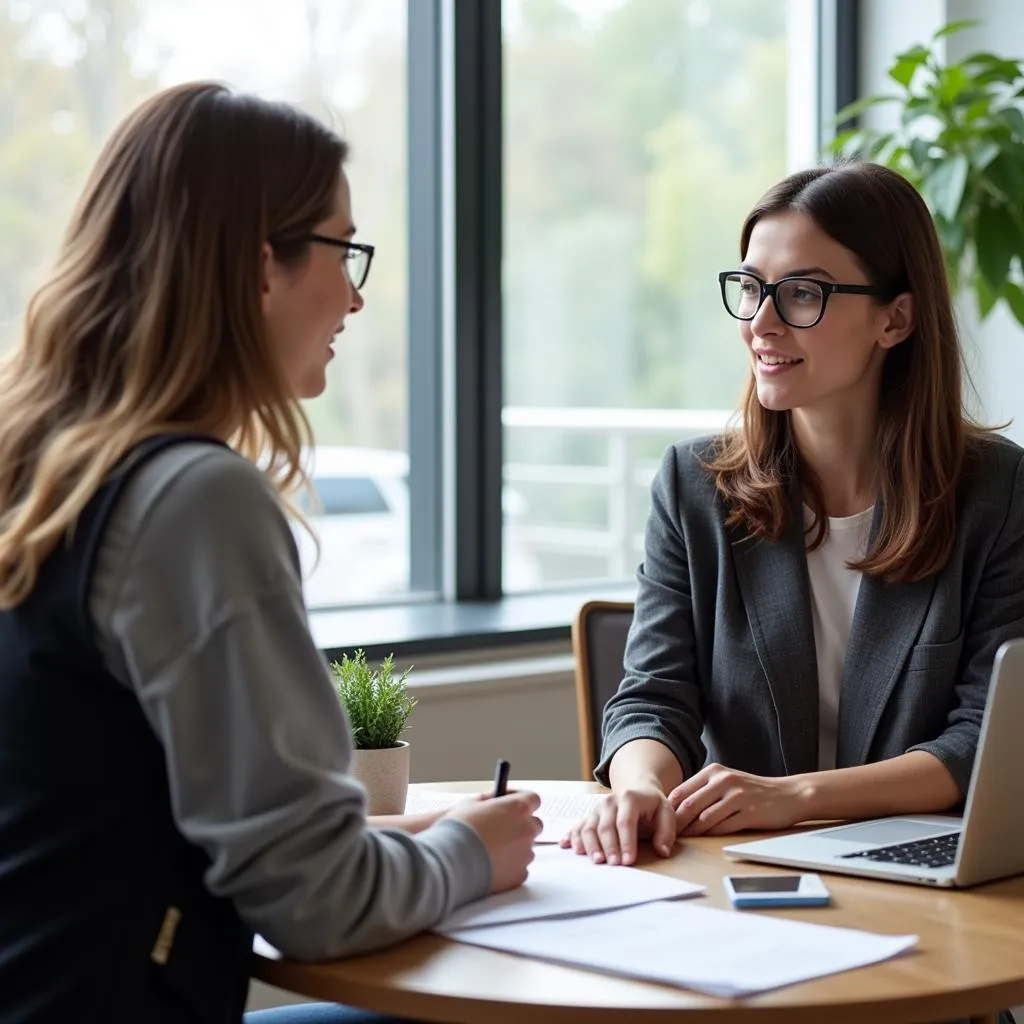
[492,758,511,797]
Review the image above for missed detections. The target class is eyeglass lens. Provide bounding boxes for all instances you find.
[722,273,824,327]
[345,248,369,289]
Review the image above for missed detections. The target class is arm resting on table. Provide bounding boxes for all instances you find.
[791,750,961,822]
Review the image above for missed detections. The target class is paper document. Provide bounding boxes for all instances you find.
[405,789,606,844]
[436,846,704,931]
[444,900,917,997]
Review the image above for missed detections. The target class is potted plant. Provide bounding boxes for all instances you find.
[330,649,417,815]
[828,20,1024,326]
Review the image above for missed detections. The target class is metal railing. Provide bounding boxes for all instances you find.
[502,406,734,583]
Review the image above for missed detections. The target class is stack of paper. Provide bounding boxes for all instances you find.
[437,846,705,930]
[405,789,605,844]
[437,848,917,997]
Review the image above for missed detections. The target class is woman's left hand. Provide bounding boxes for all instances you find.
[669,764,807,836]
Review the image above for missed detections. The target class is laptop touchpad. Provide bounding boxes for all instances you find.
[814,819,955,846]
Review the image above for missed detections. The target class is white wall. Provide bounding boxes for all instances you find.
[859,0,1024,441]
[401,642,580,782]
[858,0,945,124]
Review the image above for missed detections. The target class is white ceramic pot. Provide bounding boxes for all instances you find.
[349,741,411,815]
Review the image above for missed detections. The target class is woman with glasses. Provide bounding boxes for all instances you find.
[0,82,541,1024]
[564,161,1024,871]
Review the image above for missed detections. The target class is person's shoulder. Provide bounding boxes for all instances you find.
[965,429,1024,465]
[662,434,727,488]
[961,430,1024,493]
[116,439,288,553]
[957,431,1024,536]
[126,440,277,515]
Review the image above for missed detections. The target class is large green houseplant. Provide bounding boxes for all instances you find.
[331,650,417,814]
[828,20,1024,326]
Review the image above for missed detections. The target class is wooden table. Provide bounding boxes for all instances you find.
[253,781,1024,1024]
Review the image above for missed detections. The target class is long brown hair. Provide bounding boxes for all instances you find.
[706,161,986,583]
[0,82,349,608]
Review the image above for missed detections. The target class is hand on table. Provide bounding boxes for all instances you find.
[670,763,803,836]
[559,785,677,865]
[443,791,542,893]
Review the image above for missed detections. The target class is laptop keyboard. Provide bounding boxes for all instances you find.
[839,830,960,869]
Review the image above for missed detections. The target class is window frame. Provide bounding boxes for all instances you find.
[365,0,860,648]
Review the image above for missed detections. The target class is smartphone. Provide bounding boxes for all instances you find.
[723,873,831,908]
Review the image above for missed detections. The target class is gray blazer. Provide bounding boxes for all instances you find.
[597,433,1024,796]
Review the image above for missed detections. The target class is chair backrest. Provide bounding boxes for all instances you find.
[571,600,634,781]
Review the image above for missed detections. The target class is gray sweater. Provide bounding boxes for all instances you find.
[87,441,491,961]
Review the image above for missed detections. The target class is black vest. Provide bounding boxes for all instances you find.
[0,436,253,1023]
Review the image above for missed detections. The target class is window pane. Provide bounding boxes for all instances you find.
[502,0,816,591]
[0,0,410,609]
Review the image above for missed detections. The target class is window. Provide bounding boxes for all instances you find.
[0,0,411,610]
[5,0,838,623]
[311,477,391,519]
[502,0,820,591]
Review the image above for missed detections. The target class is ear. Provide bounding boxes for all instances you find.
[877,291,914,350]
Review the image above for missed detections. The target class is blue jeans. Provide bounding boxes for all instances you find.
[245,1005,414,1023]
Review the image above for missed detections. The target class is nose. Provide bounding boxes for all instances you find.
[749,290,784,336]
[349,285,365,314]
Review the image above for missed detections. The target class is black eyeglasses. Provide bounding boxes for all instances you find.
[718,270,883,329]
[277,233,375,290]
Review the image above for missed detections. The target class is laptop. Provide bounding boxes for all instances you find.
[723,638,1024,888]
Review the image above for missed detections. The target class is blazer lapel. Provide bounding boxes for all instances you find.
[836,506,937,767]
[731,488,819,776]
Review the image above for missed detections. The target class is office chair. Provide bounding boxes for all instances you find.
[571,600,634,781]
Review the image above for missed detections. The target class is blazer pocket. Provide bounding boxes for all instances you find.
[905,632,964,675]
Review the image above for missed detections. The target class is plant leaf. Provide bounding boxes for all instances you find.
[938,65,970,105]
[964,51,1006,65]
[867,132,895,159]
[970,140,1001,171]
[826,127,861,156]
[908,137,933,169]
[889,46,931,88]
[1001,280,1024,327]
[935,215,966,262]
[951,87,993,109]
[972,61,1024,87]
[984,149,1024,202]
[923,154,969,220]
[932,19,980,40]
[832,93,900,125]
[901,95,939,127]
[975,203,1020,292]
[973,271,999,318]
[995,106,1024,139]
[964,96,994,122]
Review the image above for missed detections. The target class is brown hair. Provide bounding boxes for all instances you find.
[0,82,349,608]
[706,161,987,583]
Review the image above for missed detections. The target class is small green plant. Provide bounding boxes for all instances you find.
[330,650,417,750]
[828,20,1024,326]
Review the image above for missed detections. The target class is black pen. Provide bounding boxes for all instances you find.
[492,758,511,797]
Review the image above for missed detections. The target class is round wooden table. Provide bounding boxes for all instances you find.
[253,781,1024,1023]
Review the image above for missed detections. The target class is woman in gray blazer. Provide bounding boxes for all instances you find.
[564,161,1024,869]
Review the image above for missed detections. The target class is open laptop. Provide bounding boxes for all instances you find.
[723,638,1024,888]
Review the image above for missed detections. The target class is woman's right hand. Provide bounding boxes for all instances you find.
[560,786,677,865]
[443,791,542,893]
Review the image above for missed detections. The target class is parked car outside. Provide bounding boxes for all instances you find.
[293,446,542,608]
